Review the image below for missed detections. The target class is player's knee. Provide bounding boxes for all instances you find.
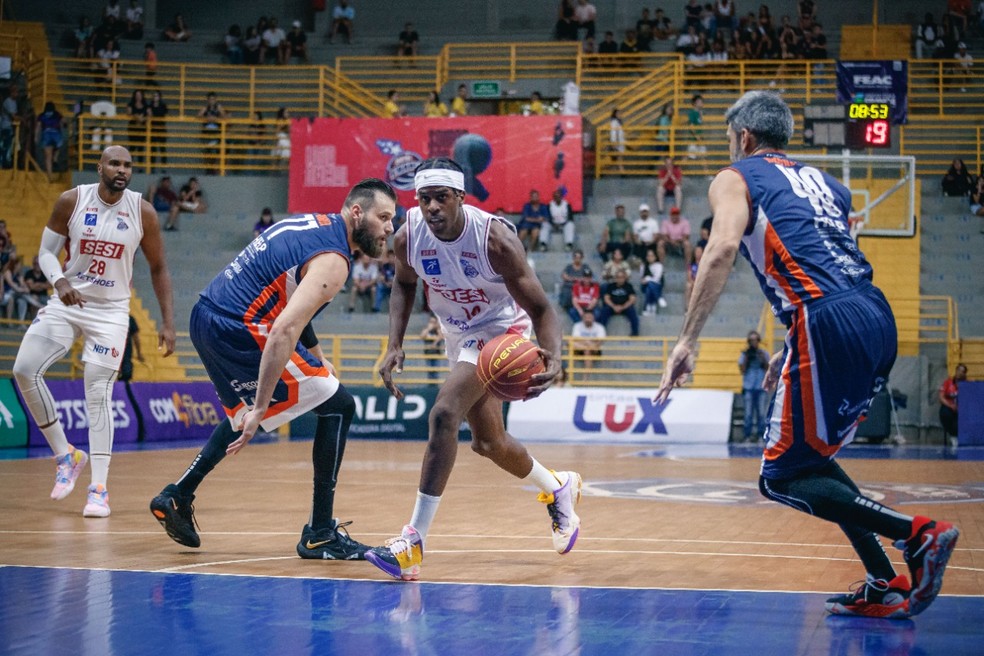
[311,384,355,420]
[470,437,496,458]
[429,402,461,436]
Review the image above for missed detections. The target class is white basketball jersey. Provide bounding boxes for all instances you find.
[64,183,144,307]
[406,205,530,338]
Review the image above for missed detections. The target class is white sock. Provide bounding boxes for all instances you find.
[409,491,441,544]
[41,422,71,457]
[90,455,110,488]
[525,458,564,493]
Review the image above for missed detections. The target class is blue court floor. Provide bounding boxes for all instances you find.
[1,566,982,656]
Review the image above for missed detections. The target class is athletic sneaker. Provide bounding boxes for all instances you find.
[365,525,424,581]
[537,470,582,554]
[895,516,960,616]
[51,448,88,500]
[825,574,911,619]
[150,484,201,548]
[296,520,369,560]
[82,484,111,518]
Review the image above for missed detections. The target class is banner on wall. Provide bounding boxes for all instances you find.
[506,387,733,443]
[0,379,29,448]
[835,60,908,124]
[16,381,139,447]
[127,382,225,442]
[288,115,583,214]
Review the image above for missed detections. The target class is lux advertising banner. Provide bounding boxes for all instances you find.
[506,387,733,443]
[15,380,139,447]
[288,115,583,214]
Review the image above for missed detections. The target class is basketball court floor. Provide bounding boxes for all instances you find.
[2,438,982,655]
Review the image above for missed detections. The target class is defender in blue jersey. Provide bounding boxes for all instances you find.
[150,179,396,561]
[657,92,958,619]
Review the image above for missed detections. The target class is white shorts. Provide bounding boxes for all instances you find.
[26,298,129,370]
[444,315,533,366]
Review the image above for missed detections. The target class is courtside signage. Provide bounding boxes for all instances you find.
[128,382,224,441]
[507,387,732,443]
[0,379,28,447]
[16,380,138,447]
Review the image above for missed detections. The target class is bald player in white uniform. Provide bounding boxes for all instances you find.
[13,146,175,517]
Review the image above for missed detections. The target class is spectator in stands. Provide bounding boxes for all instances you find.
[687,93,705,158]
[598,202,632,261]
[347,253,377,312]
[609,108,625,173]
[286,21,309,63]
[451,84,469,116]
[656,156,683,215]
[571,311,605,373]
[242,26,261,65]
[528,92,546,116]
[424,91,448,117]
[635,8,655,51]
[954,42,973,92]
[398,22,419,58]
[260,18,288,65]
[569,271,600,322]
[574,0,597,39]
[1,87,18,169]
[97,38,121,85]
[125,0,144,39]
[657,206,692,269]
[640,249,666,315]
[225,25,244,64]
[149,174,178,220]
[148,90,168,166]
[971,175,984,217]
[253,207,275,238]
[420,314,444,382]
[517,189,550,252]
[935,14,960,57]
[165,177,207,231]
[164,13,191,42]
[939,363,967,438]
[2,256,43,322]
[684,0,703,32]
[142,41,158,87]
[273,107,291,161]
[632,203,661,260]
[582,35,597,54]
[383,90,401,118]
[598,30,618,54]
[559,249,592,314]
[948,0,971,37]
[695,215,713,260]
[598,269,639,336]
[739,331,770,442]
[942,158,973,197]
[556,0,578,41]
[806,23,827,59]
[653,8,675,39]
[713,0,738,37]
[35,101,66,180]
[118,314,144,382]
[374,249,396,313]
[104,0,121,20]
[602,247,632,284]
[542,188,575,251]
[330,0,355,44]
[915,13,939,59]
[620,29,642,56]
[198,92,228,173]
[798,0,816,26]
[74,16,96,58]
[126,90,150,166]
[22,256,51,320]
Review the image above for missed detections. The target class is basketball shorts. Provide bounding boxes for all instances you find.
[190,300,338,431]
[443,314,533,366]
[26,297,129,370]
[761,281,897,480]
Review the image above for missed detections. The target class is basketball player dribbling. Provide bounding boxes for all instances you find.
[657,91,958,619]
[13,145,176,517]
[367,157,582,581]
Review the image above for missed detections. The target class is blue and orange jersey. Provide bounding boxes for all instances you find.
[728,152,873,326]
[200,213,351,326]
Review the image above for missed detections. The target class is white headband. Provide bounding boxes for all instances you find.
[414,169,465,192]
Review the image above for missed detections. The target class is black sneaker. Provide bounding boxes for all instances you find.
[296,519,369,560]
[150,484,201,548]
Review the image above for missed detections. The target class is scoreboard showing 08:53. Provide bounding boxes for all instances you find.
[845,101,891,149]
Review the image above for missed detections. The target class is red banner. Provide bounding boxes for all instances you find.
[288,115,583,214]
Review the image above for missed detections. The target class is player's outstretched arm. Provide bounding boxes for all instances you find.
[230,251,350,454]
[486,219,561,398]
[139,199,176,356]
[379,227,418,400]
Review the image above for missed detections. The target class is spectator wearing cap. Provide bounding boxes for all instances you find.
[656,156,683,215]
[286,20,309,63]
[597,202,633,261]
[954,42,973,92]
[632,203,661,260]
[657,206,692,269]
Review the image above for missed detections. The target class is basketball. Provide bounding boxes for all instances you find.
[476,334,545,401]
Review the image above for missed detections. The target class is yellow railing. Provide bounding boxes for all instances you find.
[580,58,680,126]
[334,55,443,104]
[443,42,580,84]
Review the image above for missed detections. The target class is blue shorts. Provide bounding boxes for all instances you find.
[40,130,63,149]
[761,282,897,479]
[190,300,338,431]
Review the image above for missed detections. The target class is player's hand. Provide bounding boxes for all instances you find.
[158,327,176,357]
[526,348,560,399]
[763,349,785,392]
[655,341,694,404]
[54,279,85,307]
[321,358,337,377]
[379,346,406,400]
[228,407,263,455]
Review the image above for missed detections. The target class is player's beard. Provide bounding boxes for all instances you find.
[352,215,382,258]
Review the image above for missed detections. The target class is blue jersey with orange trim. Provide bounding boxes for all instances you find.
[200,213,351,325]
[729,152,873,327]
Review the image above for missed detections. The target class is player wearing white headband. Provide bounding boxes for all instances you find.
[368,157,582,581]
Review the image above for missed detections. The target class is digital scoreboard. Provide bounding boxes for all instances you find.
[803,102,891,149]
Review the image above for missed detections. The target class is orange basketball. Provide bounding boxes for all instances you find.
[476,334,545,402]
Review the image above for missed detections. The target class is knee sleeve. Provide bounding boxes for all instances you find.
[84,363,118,456]
[12,334,68,426]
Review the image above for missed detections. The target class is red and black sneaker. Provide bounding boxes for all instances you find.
[896,516,960,616]
[825,574,912,619]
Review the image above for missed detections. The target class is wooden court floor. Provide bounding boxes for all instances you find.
[1,439,982,596]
